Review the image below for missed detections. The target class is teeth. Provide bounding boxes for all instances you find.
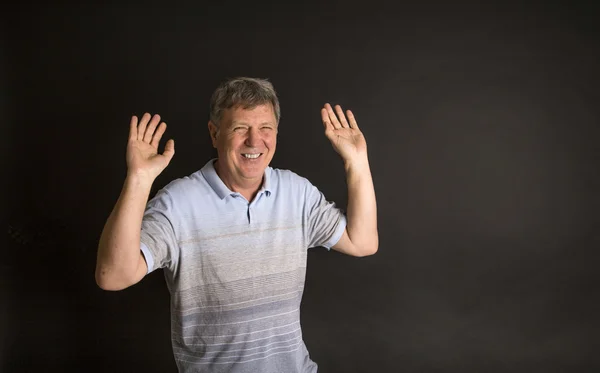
[243,153,261,159]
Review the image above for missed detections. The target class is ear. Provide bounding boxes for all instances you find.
[208,121,219,148]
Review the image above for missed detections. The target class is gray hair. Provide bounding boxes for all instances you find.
[209,77,281,127]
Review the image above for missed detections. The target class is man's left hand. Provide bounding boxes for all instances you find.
[321,103,368,163]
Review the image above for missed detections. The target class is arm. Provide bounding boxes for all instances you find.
[95,113,175,290]
[95,175,153,290]
[321,104,378,257]
[334,157,378,256]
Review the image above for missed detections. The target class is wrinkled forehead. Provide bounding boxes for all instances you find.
[222,103,277,126]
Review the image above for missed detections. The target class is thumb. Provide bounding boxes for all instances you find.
[162,139,175,161]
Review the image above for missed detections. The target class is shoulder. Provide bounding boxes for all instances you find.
[268,167,323,203]
[269,167,312,189]
[151,169,208,204]
[165,170,205,192]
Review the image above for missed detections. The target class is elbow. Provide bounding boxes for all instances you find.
[358,244,378,257]
[95,267,131,291]
[352,243,378,258]
[368,243,379,256]
[95,271,120,291]
[356,237,378,257]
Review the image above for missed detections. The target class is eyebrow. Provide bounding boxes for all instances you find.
[231,121,276,126]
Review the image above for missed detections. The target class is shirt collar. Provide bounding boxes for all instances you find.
[201,158,272,200]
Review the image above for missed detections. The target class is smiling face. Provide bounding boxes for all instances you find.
[208,103,278,192]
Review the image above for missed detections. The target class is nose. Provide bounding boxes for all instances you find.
[245,127,262,148]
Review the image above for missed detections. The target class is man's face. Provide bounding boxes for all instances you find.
[209,103,278,186]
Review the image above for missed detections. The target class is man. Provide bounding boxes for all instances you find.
[95,77,378,372]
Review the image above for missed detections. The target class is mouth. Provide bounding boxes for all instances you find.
[241,153,263,159]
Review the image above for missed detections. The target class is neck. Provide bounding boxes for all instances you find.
[214,160,263,201]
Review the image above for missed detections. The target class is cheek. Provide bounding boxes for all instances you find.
[223,136,243,150]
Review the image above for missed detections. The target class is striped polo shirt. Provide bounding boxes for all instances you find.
[140,158,347,373]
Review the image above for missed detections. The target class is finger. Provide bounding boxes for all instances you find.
[162,139,175,161]
[129,115,138,141]
[150,122,167,149]
[346,110,359,130]
[335,105,349,128]
[321,108,335,132]
[143,114,161,143]
[137,113,151,141]
[325,103,341,129]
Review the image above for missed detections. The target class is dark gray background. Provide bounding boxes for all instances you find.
[3,1,599,372]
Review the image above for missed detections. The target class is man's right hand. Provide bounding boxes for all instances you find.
[126,113,175,180]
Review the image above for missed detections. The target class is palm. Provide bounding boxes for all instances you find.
[127,140,165,171]
[325,127,367,159]
[321,104,367,161]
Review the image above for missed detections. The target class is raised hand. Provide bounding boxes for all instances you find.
[321,103,367,163]
[126,113,175,180]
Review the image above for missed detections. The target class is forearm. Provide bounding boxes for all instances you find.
[344,155,378,254]
[95,174,153,287]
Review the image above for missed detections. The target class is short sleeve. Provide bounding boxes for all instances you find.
[304,180,347,250]
[140,188,180,274]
